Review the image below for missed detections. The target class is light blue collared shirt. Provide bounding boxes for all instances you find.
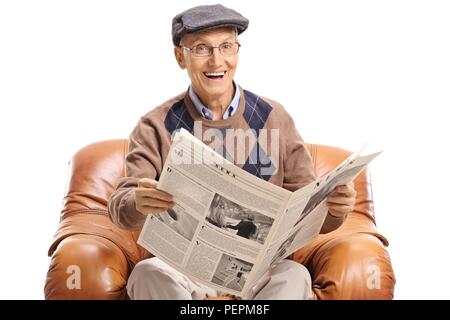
[188,83,240,120]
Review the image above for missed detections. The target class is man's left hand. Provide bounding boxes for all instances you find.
[326,182,357,219]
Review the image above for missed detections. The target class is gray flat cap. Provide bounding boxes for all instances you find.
[172,4,249,46]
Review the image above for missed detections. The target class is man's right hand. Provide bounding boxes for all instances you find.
[135,178,175,215]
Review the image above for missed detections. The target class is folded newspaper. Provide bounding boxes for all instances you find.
[137,128,381,297]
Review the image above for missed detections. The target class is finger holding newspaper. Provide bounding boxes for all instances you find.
[135,178,175,215]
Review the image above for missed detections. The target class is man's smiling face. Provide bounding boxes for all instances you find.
[174,27,239,103]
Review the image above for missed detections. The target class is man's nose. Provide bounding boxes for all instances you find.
[208,47,224,66]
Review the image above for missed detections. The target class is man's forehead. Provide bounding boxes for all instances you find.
[182,27,236,44]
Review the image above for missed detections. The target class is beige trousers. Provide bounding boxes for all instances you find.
[127,257,313,300]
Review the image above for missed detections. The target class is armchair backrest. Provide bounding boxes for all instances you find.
[61,140,128,220]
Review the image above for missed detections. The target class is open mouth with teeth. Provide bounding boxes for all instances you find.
[203,71,227,80]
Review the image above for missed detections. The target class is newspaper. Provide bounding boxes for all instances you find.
[137,128,381,297]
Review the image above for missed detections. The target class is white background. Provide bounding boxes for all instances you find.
[1,0,449,299]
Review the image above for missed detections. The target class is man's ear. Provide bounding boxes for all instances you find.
[174,47,186,69]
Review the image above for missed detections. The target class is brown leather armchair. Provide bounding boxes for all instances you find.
[44,140,395,299]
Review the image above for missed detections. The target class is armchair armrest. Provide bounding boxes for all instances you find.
[307,233,395,300]
[45,234,130,300]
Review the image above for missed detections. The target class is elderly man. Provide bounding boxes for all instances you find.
[108,4,356,300]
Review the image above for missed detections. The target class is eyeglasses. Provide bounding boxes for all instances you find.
[182,41,241,57]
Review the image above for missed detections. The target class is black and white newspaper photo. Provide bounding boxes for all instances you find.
[206,193,274,244]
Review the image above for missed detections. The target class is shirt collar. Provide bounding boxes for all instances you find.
[188,82,240,120]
